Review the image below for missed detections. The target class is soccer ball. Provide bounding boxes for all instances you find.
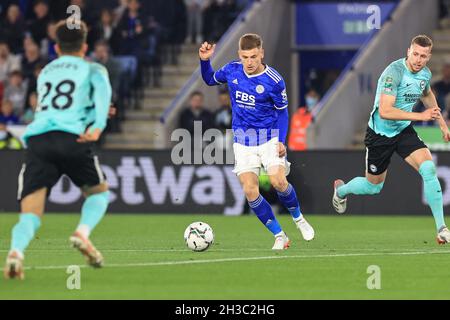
[184,222,214,252]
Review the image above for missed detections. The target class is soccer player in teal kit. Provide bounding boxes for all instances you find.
[4,21,112,279]
[332,35,450,244]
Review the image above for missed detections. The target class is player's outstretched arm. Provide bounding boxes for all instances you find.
[379,94,440,122]
[421,89,450,142]
[199,42,226,86]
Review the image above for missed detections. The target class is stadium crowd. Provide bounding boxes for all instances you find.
[0,0,251,149]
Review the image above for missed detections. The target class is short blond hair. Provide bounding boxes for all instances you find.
[411,35,433,50]
[239,33,263,50]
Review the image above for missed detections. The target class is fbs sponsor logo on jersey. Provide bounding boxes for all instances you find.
[236,91,255,106]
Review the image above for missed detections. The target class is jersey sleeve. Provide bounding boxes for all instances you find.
[425,70,432,93]
[380,65,402,96]
[270,80,289,109]
[90,63,112,131]
[200,60,229,86]
[213,63,229,84]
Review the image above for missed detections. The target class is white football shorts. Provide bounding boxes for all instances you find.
[232,137,291,176]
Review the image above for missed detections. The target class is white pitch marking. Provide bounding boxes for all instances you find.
[24,249,450,270]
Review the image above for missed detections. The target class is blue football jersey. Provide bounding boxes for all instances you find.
[212,61,288,146]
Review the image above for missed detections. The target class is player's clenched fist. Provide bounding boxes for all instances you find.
[421,107,441,121]
[199,42,216,61]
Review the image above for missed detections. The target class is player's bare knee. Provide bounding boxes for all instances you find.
[20,188,46,216]
[82,182,109,197]
[269,176,288,192]
[242,184,259,200]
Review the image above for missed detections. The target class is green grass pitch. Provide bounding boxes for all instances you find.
[1,213,450,299]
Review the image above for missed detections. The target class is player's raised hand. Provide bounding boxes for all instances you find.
[421,107,441,121]
[199,42,216,61]
[77,128,102,143]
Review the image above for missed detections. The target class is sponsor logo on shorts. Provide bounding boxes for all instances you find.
[370,164,378,173]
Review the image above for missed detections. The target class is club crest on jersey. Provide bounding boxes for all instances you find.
[256,85,265,94]
[420,80,426,90]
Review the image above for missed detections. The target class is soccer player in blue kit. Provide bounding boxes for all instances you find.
[4,21,112,279]
[200,34,315,250]
[332,35,450,244]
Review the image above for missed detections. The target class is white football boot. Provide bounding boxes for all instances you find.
[332,179,347,214]
[70,231,104,268]
[4,250,24,280]
[272,232,291,250]
[437,226,450,245]
[294,216,315,241]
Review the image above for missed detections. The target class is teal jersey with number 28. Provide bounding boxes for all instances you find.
[23,55,112,143]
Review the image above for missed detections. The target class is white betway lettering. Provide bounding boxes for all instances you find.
[49,176,81,204]
[139,157,194,205]
[223,167,246,215]
[191,166,224,205]
[48,156,244,215]
[117,157,144,205]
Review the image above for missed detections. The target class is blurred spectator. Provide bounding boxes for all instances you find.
[114,0,148,56]
[0,4,26,54]
[114,0,129,27]
[214,90,232,132]
[214,89,232,150]
[28,0,51,45]
[21,91,37,124]
[114,0,151,90]
[92,41,121,93]
[21,40,45,81]
[433,60,450,119]
[0,100,20,125]
[184,0,208,44]
[288,89,319,151]
[0,41,21,83]
[88,9,117,49]
[25,62,45,100]
[3,70,28,115]
[179,91,214,135]
[204,0,238,42]
[440,0,450,18]
[0,123,22,150]
[40,21,57,61]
